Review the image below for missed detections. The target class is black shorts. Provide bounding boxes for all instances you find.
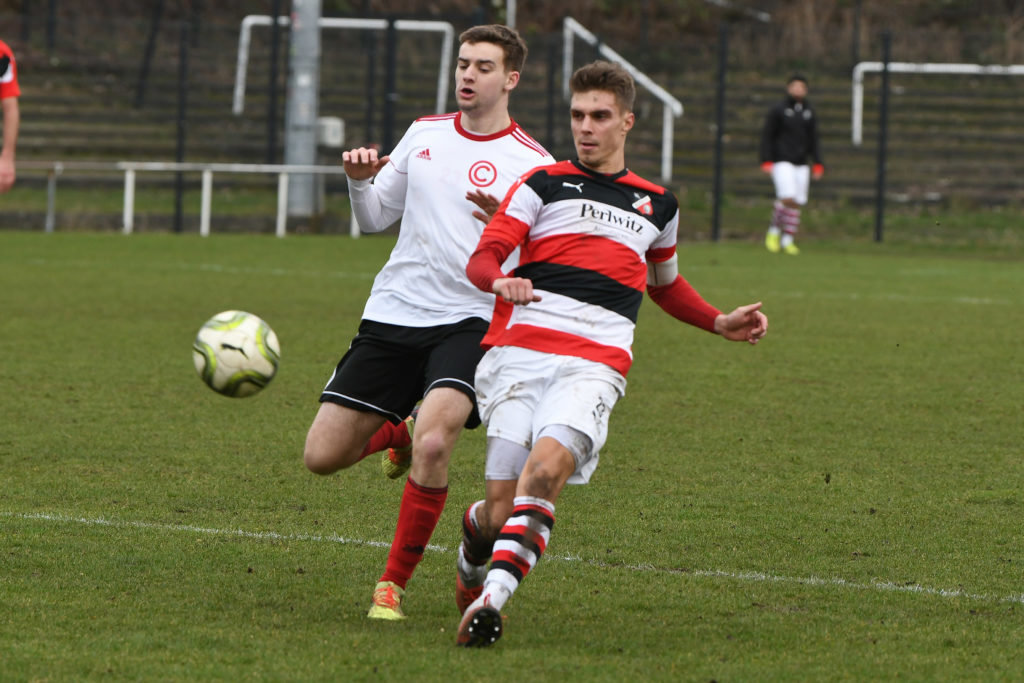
[319,317,488,428]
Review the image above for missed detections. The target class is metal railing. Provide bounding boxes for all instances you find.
[21,160,352,237]
[851,61,1024,145]
[233,15,455,117]
[562,17,684,182]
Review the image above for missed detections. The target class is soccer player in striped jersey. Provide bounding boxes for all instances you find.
[759,74,824,255]
[455,60,768,647]
[302,25,553,621]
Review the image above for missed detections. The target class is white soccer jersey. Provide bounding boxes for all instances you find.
[356,112,552,327]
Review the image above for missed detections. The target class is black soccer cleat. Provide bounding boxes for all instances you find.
[457,605,503,647]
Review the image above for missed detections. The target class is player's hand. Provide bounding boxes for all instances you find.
[493,277,541,305]
[466,189,501,224]
[812,163,825,180]
[342,146,389,181]
[714,302,767,344]
[760,161,773,175]
[0,157,15,193]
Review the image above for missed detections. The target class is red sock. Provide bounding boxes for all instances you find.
[359,420,411,461]
[379,477,448,589]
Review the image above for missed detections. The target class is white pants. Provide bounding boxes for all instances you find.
[475,345,626,484]
[771,161,810,205]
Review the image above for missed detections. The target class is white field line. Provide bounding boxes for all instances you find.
[6,511,1023,606]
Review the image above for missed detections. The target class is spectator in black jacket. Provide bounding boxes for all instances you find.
[759,74,823,255]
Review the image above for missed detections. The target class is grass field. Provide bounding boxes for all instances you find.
[2,230,1022,681]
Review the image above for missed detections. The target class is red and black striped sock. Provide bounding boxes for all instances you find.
[485,496,555,606]
[461,500,494,565]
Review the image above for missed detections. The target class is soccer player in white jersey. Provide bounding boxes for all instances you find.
[302,25,553,621]
[454,61,768,647]
[760,74,824,255]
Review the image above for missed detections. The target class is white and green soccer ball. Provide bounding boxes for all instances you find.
[192,310,281,398]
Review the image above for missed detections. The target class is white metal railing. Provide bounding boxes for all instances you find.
[233,15,454,117]
[20,160,115,233]
[21,160,352,237]
[562,17,684,182]
[852,61,1024,145]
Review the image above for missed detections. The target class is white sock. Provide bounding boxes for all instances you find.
[767,226,781,237]
[480,582,512,611]
[781,232,795,248]
[457,544,486,583]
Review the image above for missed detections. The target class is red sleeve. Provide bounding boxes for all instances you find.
[647,275,722,332]
[0,41,19,99]
[466,241,507,293]
[466,213,528,293]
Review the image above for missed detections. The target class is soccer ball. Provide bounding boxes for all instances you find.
[192,310,281,398]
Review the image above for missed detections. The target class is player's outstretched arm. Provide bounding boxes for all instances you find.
[713,302,768,344]
[0,97,19,193]
[343,146,403,233]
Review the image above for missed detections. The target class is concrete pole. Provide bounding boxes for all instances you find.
[284,0,321,217]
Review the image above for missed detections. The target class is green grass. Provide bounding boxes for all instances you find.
[1,232,1022,681]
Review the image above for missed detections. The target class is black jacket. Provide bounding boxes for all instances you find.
[759,96,823,166]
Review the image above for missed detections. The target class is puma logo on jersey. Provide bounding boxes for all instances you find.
[416,148,432,160]
[562,181,584,193]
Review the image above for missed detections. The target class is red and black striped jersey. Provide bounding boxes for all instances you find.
[469,159,680,376]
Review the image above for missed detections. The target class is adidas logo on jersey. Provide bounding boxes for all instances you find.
[416,148,432,160]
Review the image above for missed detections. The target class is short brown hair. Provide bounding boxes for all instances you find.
[570,60,636,113]
[459,24,528,74]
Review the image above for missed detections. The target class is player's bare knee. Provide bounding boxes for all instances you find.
[411,429,453,468]
[303,435,358,475]
[520,463,564,501]
[303,446,337,475]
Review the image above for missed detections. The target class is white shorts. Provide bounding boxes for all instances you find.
[771,161,810,205]
[475,345,627,484]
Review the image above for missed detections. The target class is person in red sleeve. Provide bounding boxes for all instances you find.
[454,60,768,647]
[0,39,21,193]
[759,74,824,255]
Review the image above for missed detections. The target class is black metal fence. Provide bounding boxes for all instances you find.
[2,5,1022,240]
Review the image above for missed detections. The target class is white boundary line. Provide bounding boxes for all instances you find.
[6,511,1023,606]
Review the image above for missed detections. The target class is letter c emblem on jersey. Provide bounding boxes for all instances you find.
[469,160,497,188]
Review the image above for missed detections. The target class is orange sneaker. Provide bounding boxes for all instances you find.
[381,409,416,480]
[367,581,406,620]
[456,570,484,615]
